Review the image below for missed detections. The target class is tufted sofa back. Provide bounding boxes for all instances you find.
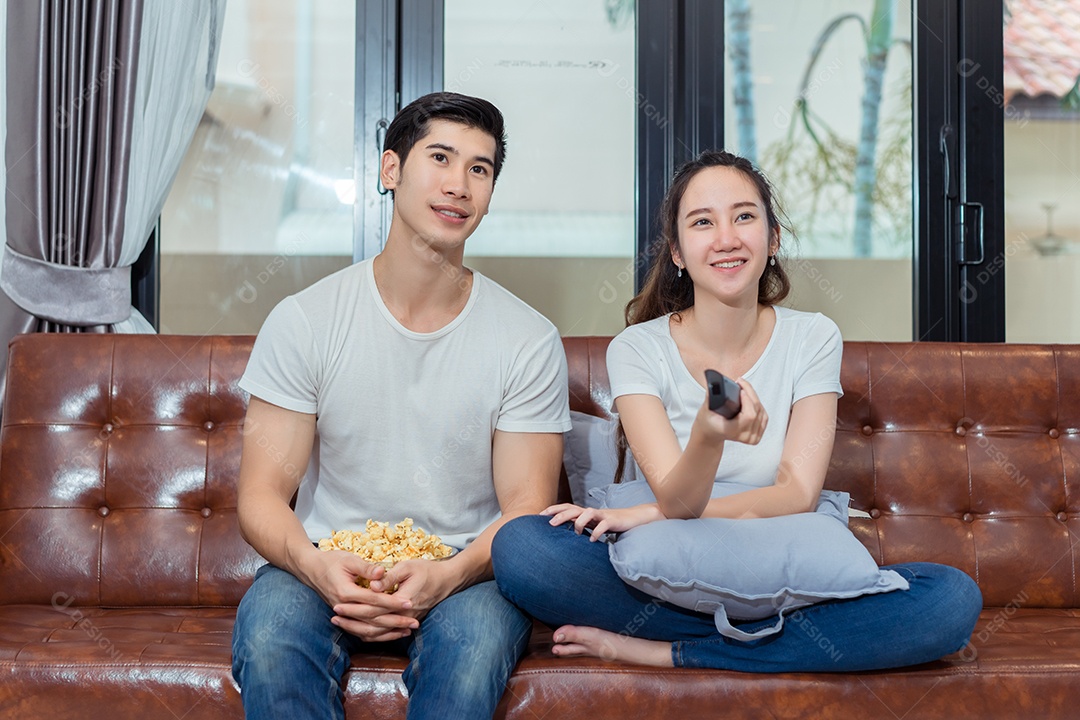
[2,334,1079,610]
[563,337,1080,609]
[0,334,262,607]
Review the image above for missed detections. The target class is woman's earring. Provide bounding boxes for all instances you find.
[677,265,683,278]
[769,256,776,267]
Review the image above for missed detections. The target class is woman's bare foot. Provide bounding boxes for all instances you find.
[551,625,674,667]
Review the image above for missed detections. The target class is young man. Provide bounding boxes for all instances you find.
[231,92,570,719]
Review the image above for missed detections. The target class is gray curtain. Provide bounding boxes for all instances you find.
[0,0,224,401]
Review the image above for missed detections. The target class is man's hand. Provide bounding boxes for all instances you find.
[366,556,461,620]
[300,549,421,642]
[238,398,424,642]
[541,502,665,541]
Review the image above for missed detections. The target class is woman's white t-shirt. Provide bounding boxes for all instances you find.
[606,306,843,488]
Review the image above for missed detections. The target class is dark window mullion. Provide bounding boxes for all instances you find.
[399,0,444,106]
[915,0,1005,342]
[354,0,399,262]
[914,0,959,341]
[635,0,724,291]
[681,0,725,158]
[130,221,160,331]
[957,0,1005,342]
[636,0,677,289]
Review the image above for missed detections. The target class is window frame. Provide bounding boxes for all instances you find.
[914,0,1006,341]
[141,0,1008,342]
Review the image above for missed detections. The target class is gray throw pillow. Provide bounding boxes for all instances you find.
[563,411,637,507]
[594,479,850,522]
[599,480,908,641]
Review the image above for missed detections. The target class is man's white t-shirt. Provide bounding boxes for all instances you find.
[606,306,843,488]
[240,258,571,549]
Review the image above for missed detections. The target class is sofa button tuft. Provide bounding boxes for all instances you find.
[201,507,213,518]
[98,506,110,517]
[862,425,873,436]
[203,421,215,432]
[1050,428,1060,439]
[103,423,114,434]
[869,508,881,519]
[1057,512,1068,523]
[955,425,967,437]
[962,512,974,523]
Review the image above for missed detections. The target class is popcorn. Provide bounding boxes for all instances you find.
[318,518,453,563]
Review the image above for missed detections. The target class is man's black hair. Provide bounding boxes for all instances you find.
[383,92,507,187]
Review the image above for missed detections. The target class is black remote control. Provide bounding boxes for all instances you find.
[704,369,741,419]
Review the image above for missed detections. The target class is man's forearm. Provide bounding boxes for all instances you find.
[443,505,544,591]
[237,398,320,582]
[239,489,322,585]
[450,429,563,591]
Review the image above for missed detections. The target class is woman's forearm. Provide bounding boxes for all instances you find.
[650,431,725,518]
[701,482,818,520]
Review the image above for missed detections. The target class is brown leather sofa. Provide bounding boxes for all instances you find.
[1,333,1078,719]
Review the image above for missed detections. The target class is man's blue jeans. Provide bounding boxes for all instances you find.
[491,515,982,672]
[232,564,531,719]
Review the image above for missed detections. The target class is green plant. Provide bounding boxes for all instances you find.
[762,0,910,257]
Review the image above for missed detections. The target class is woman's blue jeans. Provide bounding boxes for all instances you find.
[232,564,532,719]
[491,515,982,672]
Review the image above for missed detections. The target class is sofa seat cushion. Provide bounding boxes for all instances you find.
[0,605,245,719]
[2,606,1080,719]
[509,610,1080,718]
[0,604,411,719]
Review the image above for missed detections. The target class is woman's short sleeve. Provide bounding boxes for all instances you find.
[793,313,844,403]
[607,327,664,404]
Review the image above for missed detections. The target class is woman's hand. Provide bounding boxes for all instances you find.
[541,503,665,541]
[693,377,768,446]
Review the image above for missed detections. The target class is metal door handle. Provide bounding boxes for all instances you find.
[955,201,985,265]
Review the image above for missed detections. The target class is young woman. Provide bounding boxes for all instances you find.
[491,150,982,671]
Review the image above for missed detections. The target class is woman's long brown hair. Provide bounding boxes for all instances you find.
[613,150,792,484]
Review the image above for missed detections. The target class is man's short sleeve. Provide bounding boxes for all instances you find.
[496,327,571,433]
[607,329,662,402]
[792,313,844,403]
[240,298,320,414]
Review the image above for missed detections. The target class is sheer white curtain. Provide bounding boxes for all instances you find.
[0,0,226,405]
[1,0,7,257]
[115,0,226,333]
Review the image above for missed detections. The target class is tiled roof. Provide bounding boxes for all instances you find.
[1003,0,1080,102]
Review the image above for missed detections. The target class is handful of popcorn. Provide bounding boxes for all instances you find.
[318,518,453,589]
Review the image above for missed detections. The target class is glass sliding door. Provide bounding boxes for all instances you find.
[1002,0,1080,342]
[725,0,914,341]
[443,0,638,336]
[152,0,1013,342]
[160,0,355,334]
[359,0,732,336]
